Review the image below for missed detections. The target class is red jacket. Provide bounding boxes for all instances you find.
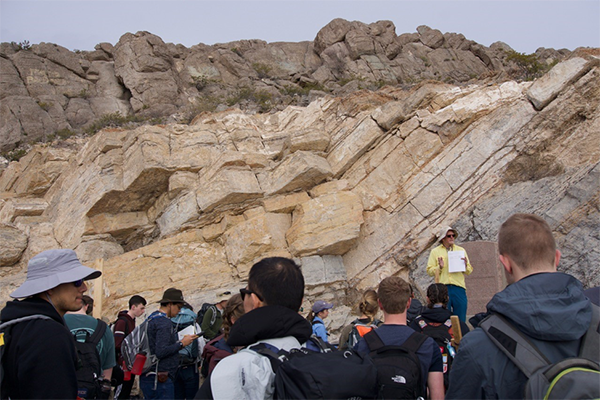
[113,310,135,364]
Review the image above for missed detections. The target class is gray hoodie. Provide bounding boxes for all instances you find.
[446,272,593,400]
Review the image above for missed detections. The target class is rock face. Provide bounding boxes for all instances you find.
[0,19,573,152]
[0,56,598,340]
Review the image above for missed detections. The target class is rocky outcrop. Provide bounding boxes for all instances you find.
[1,19,573,153]
[1,56,598,340]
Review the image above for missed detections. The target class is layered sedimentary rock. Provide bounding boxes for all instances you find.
[0,56,598,339]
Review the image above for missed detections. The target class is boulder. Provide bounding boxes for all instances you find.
[526,57,597,110]
[113,32,181,112]
[0,225,28,266]
[266,151,333,195]
[286,191,364,256]
[223,212,291,278]
[0,198,48,224]
[196,168,263,213]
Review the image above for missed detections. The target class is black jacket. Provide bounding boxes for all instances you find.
[226,305,312,347]
[1,297,78,399]
[409,305,470,336]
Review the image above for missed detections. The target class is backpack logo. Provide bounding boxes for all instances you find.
[391,375,407,384]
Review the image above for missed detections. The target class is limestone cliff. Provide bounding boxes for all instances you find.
[1,54,598,337]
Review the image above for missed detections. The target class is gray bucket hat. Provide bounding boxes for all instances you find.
[10,249,101,298]
[436,226,458,243]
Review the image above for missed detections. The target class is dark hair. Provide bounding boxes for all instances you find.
[129,295,147,309]
[377,276,411,314]
[498,213,556,271]
[248,257,304,311]
[82,295,94,315]
[426,283,449,308]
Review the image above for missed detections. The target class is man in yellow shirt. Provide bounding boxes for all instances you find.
[426,227,473,322]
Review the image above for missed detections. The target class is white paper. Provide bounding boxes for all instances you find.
[177,324,196,339]
[448,250,466,273]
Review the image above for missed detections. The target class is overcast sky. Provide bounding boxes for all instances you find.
[1,0,599,54]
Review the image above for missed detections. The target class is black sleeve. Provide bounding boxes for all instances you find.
[195,372,214,399]
[17,320,78,399]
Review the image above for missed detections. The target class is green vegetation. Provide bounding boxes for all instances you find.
[191,74,217,91]
[56,128,76,139]
[505,50,556,81]
[11,40,31,51]
[37,101,52,111]
[281,81,328,96]
[85,112,146,135]
[2,148,27,162]
[226,86,274,112]
[252,63,272,79]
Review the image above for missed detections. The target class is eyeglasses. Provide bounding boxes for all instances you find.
[445,234,455,239]
[73,279,84,287]
[240,288,263,301]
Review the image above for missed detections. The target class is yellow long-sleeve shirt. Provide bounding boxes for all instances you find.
[426,244,473,289]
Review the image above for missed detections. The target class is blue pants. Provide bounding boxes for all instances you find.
[446,285,468,323]
[174,364,199,400]
[140,374,174,400]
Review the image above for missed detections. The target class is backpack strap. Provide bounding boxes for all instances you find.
[0,314,53,330]
[209,305,218,326]
[400,331,428,353]
[579,304,600,361]
[479,313,549,378]
[250,343,289,373]
[89,319,107,346]
[364,329,385,351]
[311,319,323,325]
[307,334,333,353]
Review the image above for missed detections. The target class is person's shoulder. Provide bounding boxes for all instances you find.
[213,347,270,377]
[458,327,491,353]
[211,349,273,398]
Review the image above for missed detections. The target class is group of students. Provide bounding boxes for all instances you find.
[1,212,598,399]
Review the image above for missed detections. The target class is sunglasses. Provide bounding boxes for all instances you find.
[240,288,263,302]
[445,233,455,239]
[73,279,84,287]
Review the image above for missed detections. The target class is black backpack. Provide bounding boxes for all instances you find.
[196,303,216,328]
[416,317,453,388]
[70,319,108,399]
[0,315,52,400]
[252,337,378,399]
[364,330,427,399]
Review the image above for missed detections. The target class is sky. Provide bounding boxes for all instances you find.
[1,0,599,54]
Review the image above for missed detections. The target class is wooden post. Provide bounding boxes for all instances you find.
[451,315,462,348]
[93,258,104,320]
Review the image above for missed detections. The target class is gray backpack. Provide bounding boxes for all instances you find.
[479,305,600,400]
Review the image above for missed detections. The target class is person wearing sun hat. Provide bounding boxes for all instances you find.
[426,227,473,323]
[140,288,198,400]
[0,248,102,399]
